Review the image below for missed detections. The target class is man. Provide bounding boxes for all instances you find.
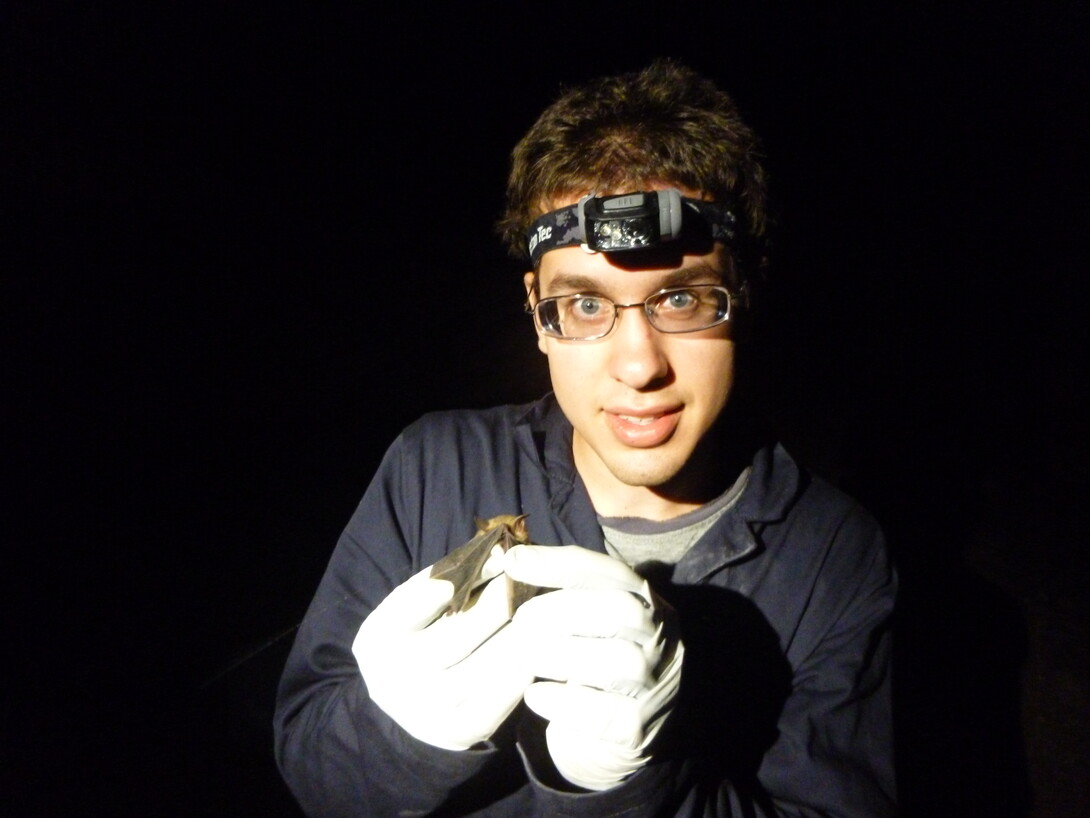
[275,61,896,816]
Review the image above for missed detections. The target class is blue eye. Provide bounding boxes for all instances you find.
[663,290,698,310]
[575,297,604,317]
[655,289,701,314]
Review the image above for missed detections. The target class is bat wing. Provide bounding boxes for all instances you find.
[429,525,507,614]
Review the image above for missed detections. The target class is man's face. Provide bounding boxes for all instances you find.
[527,198,737,514]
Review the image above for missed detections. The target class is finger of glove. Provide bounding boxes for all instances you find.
[358,573,512,675]
[409,576,514,669]
[545,723,648,791]
[524,681,647,747]
[438,621,536,708]
[526,646,685,747]
[640,637,685,717]
[514,587,659,644]
[358,566,456,638]
[504,545,651,602]
[364,618,534,751]
[480,543,506,582]
[399,624,536,750]
[525,634,656,695]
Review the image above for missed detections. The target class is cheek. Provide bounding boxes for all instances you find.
[710,351,737,404]
[681,342,736,402]
[542,342,598,393]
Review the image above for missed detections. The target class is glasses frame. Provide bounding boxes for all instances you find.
[525,284,738,341]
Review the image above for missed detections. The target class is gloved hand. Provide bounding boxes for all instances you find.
[503,545,684,791]
[352,552,535,751]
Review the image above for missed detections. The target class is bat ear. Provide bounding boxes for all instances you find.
[510,514,530,542]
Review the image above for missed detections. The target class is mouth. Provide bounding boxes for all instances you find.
[616,414,659,425]
[605,407,681,448]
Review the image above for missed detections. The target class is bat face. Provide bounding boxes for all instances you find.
[477,514,529,543]
[429,515,537,616]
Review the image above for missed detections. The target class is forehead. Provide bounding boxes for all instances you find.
[536,244,730,296]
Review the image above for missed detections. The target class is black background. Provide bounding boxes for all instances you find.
[3,3,1088,815]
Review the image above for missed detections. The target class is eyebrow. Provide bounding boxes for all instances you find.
[543,264,724,297]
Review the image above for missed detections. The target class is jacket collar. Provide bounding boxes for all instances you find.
[676,443,803,583]
[516,396,606,554]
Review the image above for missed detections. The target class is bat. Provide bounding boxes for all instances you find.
[430,514,539,616]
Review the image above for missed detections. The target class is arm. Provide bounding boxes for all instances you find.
[273,435,524,816]
[757,529,897,817]
[738,511,897,818]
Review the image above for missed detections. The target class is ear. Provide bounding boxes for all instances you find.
[523,272,548,355]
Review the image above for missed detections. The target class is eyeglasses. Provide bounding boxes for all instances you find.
[526,285,735,341]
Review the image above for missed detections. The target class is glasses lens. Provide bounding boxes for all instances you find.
[647,286,731,332]
[536,295,614,339]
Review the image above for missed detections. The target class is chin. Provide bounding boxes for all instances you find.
[603,451,688,489]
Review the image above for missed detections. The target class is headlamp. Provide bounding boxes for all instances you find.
[580,190,682,253]
[526,188,737,265]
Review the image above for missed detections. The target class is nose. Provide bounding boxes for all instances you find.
[607,305,670,389]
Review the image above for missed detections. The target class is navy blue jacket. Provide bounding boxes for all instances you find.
[274,396,896,816]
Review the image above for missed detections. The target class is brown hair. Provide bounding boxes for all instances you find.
[499,60,769,277]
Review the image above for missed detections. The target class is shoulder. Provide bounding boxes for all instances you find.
[803,472,884,545]
[754,444,891,583]
[380,400,553,492]
[759,445,881,533]
[745,445,875,531]
[747,448,896,660]
[396,402,536,450]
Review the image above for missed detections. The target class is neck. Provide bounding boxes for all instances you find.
[585,483,704,522]
[578,401,762,521]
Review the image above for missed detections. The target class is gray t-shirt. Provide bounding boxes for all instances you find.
[599,468,750,569]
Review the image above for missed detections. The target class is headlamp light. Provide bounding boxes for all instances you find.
[525,188,737,265]
[579,189,683,253]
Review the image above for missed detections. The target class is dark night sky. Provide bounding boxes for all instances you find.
[3,3,1088,815]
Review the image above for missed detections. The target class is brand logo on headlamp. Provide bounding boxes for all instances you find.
[527,224,552,257]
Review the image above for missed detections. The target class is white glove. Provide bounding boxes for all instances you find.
[352,555,534,751]
[504,545,684,790]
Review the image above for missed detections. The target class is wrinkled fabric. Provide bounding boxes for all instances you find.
[274,395,897,817]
